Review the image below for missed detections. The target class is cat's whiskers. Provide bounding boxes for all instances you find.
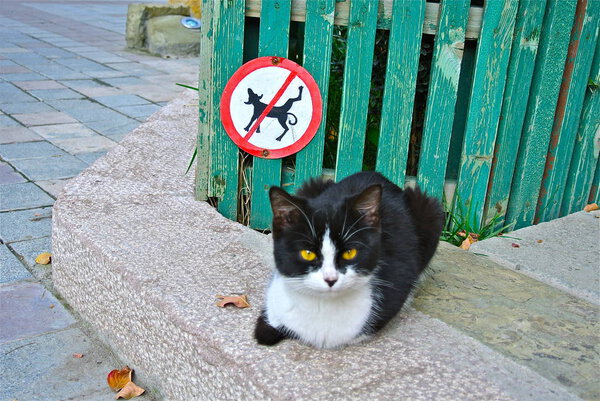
[341,214,366,241]
[282,197,317,239]
[344,226,376,241]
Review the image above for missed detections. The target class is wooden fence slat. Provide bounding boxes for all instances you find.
[537,0,599,223]
[334,0,379,180]
[483,0,547,223]
[202,0,245,220]
[415,0,469,199]
[249,0,292,230]
[453,0,518,226]
[376,0,426,188]
[505,0,578,229]
[561,39,600,214]
[292,0,336,190]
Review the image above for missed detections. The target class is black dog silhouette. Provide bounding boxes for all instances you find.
[244,86,303,141]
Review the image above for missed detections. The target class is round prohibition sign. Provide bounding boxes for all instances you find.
[220,56,323,159]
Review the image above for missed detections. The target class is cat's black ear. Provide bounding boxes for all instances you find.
[269,186,303,230]
[352,184,382,227]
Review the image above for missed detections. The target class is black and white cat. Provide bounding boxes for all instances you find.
[254,171,444,349]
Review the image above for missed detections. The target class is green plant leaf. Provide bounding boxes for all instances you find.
[185,147,197,175]
[176,83,199,91]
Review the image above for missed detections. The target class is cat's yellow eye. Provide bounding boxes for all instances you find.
[342,249,357,260]
[300,250,317,261]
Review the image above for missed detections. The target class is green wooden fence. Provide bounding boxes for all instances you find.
[197,0,600,231]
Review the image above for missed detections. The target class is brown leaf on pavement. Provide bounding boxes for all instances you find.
[115,381,145,400]
[73,353,84,358]
[216,294,250,308]
[511,243,520,248]
[583,203,599,212]
[107,366,133,391]
[35,252,52,265]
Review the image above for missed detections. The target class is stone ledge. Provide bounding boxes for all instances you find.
[52,91,583,400]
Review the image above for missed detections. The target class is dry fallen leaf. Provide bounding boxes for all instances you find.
[35,252,52,265]
[583,203,599,212]
[459,237,473,250]
[49,304,55,309]
[511,243,520,248]
[73,353,84,358]
[457,230,467,238]
[537,239,543,243]
[107,366,133,391]
[216,294,250,308]
[115,381,145,400]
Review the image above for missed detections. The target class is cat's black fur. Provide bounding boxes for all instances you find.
[255,171,444,347]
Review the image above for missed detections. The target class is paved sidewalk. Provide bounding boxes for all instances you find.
[0,1,197,399]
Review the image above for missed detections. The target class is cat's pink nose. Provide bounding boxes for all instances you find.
[324,278,337,287]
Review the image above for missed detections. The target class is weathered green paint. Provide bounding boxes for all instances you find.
[483,0,547,224]
[537,0,599,223]
[293,0,336,190]
[249,0,292,230]
[416,0,469,198]
[590,157,600,203]
[561,38,600,215]
[201,0,245,220]
[196,0,213,200]
[454,0,518,227]
[334,0,379,180]
[505,0,578,229]
[376,0,426,188]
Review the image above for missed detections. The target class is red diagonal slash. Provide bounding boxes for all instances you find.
[244,70,298,142]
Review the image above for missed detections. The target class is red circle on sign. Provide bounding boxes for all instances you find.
[220,57,323,159]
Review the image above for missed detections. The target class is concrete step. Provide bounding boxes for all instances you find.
[52,91,597,400]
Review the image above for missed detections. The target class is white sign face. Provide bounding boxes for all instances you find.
[220,57,323,159]
[229,66,313,150]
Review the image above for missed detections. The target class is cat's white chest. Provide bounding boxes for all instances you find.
[265,273,373,349]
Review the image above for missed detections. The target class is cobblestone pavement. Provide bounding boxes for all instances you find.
[0,1,197,399]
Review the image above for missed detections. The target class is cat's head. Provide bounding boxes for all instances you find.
[269,185,382,294]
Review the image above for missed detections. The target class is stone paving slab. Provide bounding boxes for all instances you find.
[0,281,76,343]
[0,100,56,114]
[9,236,52,272]
[471,211,600,305]
[0,182,54,211]
[0,206,52,243]
[0,126,44,144]
[35,178,70,198]
[10,154,88,180]
[0,161,26,184]
[0,244,32,284]
[0,114,19,126]
[12,110,78,126]
[0,140,67,160]
[0,327,120,401]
